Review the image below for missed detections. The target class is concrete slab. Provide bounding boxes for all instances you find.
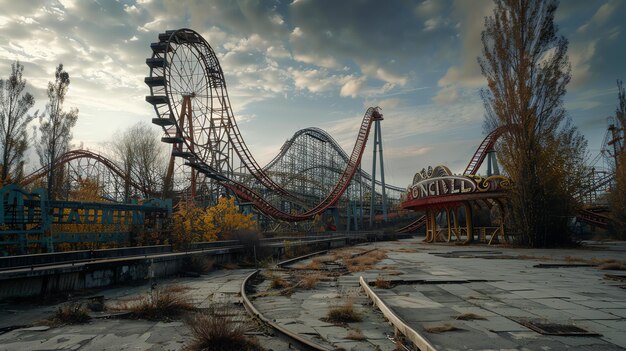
[604,308,626,318]
[559,308,622,320]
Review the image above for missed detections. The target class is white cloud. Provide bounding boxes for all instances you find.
[577,0,621,33]
[361,64,407,86]
[292,52,339,69]
[289,68,339,93]
[433,85,459,105]
[569,40,597,88]
[433,0,492,104]
[340,76,366,98]
[266,45,290,59]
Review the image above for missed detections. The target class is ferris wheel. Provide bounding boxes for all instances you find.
[145,28,234,200]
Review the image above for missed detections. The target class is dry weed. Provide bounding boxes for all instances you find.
[184,305,262,351]
[325,301,362,324]
[343,250,387,272]
[597,261,626,270]
[299,273,321,289]
[270,276,292,289]
[345,328,366,341]
[109,285,195,321]
[455,313,486,321]
[424,323,461,333]
[374,277,392,289]
[41,303,90,326]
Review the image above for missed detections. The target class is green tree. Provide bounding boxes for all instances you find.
[35,64,78,199]
[0,61,38,185]
[479,0,587,247]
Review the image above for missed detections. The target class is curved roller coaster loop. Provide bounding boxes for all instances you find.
[264,127,405,193]
[397,125,509,233]
[463,125,508,176]
[221,107,383,221]
[146,28,292,199]
[20,149,158,198]
[146,28,389,221]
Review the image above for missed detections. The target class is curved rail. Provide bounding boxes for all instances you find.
[399,125,509,233]
[241,270,331,351]
[147,28,292,198]
[221,107,383,221]
[396,215,426,233]
[360,276,437,351]
[146,29,387,221]
[463,126,508,175]
[264,127,405,193]
[20,149,158,198]
[577,208,610,228]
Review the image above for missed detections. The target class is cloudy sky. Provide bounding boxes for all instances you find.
[0,0,624,187]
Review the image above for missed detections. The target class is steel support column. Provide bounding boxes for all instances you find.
[369,119,387,226]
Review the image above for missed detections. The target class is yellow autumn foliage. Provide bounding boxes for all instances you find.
[172,197,256,246]
[206,197,256,240]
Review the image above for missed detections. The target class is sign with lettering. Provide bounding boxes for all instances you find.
[407,176,476,201]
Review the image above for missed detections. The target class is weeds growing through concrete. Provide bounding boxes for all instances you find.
[269,276,292,289]
[184,305,262,351]
[345,328,366,340]
[303,258,323,270]
[424,323,461,333]
[298,273,321,289]
[342,250,387,272]
[374,277,392,289]
[325,300,362,324]
[595,259,626,270]
[455,313,486,320]
[42,302,91,326]
[109,284,195,321]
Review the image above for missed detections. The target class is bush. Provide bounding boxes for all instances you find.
[188,255,215,274]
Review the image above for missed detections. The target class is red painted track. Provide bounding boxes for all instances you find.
[463,126,507,175]
[222,107,383,221]
[398,126,508,233]
[19,149,157,197]
[147,29,391,221]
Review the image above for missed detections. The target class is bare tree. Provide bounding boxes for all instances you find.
[35,64,79,199]
[112,122,168,200]
[0,61,38,184]
[610,80,626,239]
[479,0,587,247]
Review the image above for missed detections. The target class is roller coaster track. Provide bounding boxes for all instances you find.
[196,107,383,221]
[398,126,510,233]
[264,127,405,193]
[146,29,292,199]
[577,207,610,228]
[146,29,390,221]
[463,126,508,175]
[19,150,158,199]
